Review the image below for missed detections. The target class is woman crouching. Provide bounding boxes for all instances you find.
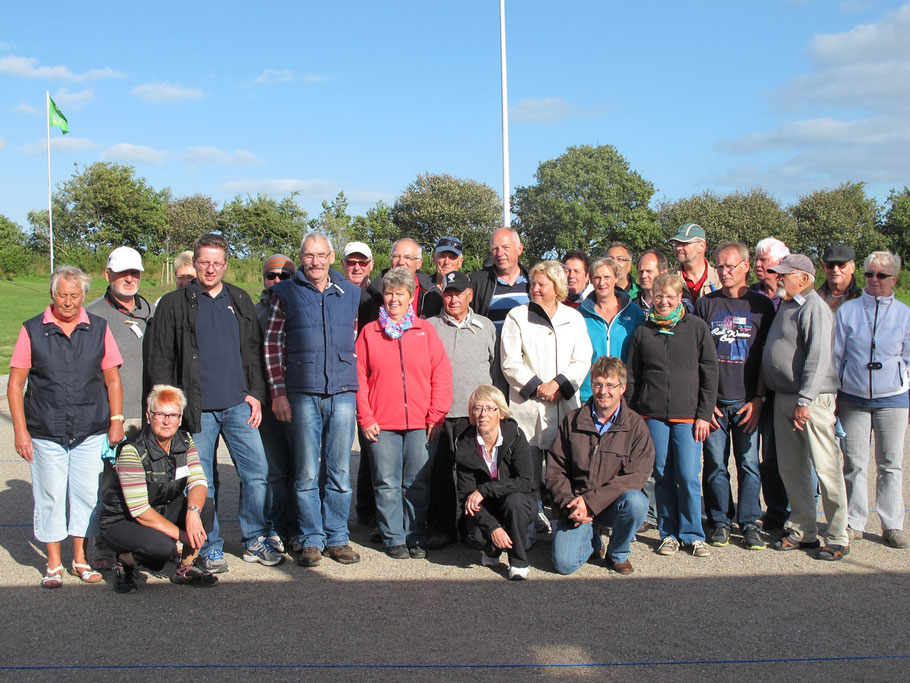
[99,385,217,591]
[456,385,536,580]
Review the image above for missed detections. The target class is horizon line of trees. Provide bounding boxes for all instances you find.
[2,145,910,279]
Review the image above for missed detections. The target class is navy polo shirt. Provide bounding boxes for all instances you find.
[193,283,248,410]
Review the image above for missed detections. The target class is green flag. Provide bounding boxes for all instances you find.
[49,96,68,134]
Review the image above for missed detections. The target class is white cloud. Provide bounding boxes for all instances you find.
[130,82,203,103]
[184,146,262,166]
[0,55,124,81]
[53,88,95,110]
[302,74,329,84]
[14,102,39,115]
[509,97,577,124]
[101,143,169,164]
[719,116,908,153]
[249,68,294,85]
[22,137,97,155]
[222,178,337,199]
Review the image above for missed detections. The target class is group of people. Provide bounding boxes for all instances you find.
[8,222,908,589]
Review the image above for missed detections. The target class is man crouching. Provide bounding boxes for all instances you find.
[547,356,653,575]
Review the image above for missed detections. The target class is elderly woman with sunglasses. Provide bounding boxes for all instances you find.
[834,251,910,549]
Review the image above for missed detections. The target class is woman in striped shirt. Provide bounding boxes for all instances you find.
[98,385,217,592]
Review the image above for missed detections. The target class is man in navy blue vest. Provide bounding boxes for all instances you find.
[264,233,362,567]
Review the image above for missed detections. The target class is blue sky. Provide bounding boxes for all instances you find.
[3,1,910,233]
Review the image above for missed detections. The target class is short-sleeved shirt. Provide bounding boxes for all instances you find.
[695,290,775,402]
[487,275,529,333]
[10,306,123,370]
[192,284,248,410]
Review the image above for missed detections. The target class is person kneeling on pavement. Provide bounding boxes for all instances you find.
[99,385,218,592]
[547,356,653,575]
[456,385,536,581]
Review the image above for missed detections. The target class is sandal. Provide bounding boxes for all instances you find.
[817,544,850,561]
[69,561,103,583]
[41,565,64,589]
[772,534,820,551]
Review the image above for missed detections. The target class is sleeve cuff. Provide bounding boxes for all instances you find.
[519,376,543,400]
[555,374,575,400]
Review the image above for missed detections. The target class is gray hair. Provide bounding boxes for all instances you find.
[50,265,91,298]
[173,250,194,273]
[755,237,790,263]
[391,238,422,259]
[864,250,901,275]
[590,256,621,280]
[382,266,416,296]
[529,260,569,302]
[301,232,333,253]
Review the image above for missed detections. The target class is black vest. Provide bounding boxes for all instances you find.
[22,311,111,446]
[99,427,192,530]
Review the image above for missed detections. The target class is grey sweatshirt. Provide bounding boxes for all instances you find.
[762,287,837,401]
[429,309,496,418]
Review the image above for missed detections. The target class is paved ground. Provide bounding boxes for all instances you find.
[1,374,909,680]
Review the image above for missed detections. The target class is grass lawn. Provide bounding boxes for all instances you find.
[0,277,262,370]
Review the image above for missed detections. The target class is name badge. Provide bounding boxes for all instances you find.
[175,465,190,480]
[126,320,144,339]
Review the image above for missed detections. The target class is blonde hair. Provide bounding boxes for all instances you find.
[653,273,683,296]
[173,250,194,274]
[468,385,511,424]
[529,260,569,302]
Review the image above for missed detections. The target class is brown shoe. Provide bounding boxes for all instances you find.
[883,529,909,549]
[322,544,361,564]
[295,546,323,567]
[637,522,655,534]
[609,558,634,575]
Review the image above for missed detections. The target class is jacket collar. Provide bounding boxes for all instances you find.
[573,398,631,436]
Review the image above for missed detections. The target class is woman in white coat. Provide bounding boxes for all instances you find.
[500,260,593,534]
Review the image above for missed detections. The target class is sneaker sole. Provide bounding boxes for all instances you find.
[709,539,730,547]
[242,553,284,566]
[204,562,229,574]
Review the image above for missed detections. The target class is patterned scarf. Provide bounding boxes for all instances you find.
[379,304,416,339]
[649,303,685,334]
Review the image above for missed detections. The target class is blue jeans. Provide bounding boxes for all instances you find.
[370,429,432,547]
[30,433,106,543]
[193,401,270,553]
[647,419,705,544]
[703,400,762,528]
[259,408,297,539]
[287,392,356,549]
[551,490,648,575]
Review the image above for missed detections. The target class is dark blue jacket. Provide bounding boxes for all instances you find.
[271,268,359,395]
[23,311,111,446]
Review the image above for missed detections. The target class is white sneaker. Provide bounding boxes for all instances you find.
[481,552,501,567]
[508,565,528,581]
[656,536,680,556]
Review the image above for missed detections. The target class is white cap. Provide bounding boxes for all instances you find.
[343,241,373,260]
[106,246,145,273]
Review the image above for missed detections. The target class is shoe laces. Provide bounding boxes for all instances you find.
[208,548,224,561]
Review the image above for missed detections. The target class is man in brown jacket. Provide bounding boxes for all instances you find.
[547,356,654,575]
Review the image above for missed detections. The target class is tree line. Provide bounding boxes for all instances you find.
[2,144,909,279]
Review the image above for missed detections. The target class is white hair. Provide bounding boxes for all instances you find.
[755,237,789,262]
[301,232,333,253]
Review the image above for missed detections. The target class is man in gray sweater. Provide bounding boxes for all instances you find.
[427,271,496,548]
[761,254,849,560]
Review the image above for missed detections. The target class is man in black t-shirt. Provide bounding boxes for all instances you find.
[695,241,775,551]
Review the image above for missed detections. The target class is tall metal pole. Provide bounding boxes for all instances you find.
[499,0,511,228]
[46,90,55,271]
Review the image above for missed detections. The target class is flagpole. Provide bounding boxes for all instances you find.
[46,90,55,271]
[499,0,511,229]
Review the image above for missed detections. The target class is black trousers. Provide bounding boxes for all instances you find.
[428,416,471,537]
[102,496,215,571]
[463,492,535,568]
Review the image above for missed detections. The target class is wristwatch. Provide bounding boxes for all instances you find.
[796,398,811,407]
[187,505,202,515]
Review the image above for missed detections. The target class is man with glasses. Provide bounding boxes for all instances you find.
[148,233,282,573]
[669,223,721,303]
[363,237,442,323]
[340,241,375,329]
[264,233,362,568]
[695,241,775,550]
[818,245,861,311]
[607,242,640,299]
[547,356,652,575]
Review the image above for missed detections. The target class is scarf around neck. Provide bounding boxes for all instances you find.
[649,303,685,334]
[379,304,416,339]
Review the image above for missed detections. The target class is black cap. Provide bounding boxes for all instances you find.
[441,271,471,292]
[822,245,854,264]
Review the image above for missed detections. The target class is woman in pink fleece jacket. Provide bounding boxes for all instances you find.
[356,267,452,559]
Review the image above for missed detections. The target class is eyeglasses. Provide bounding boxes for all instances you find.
[653,293,680,301]
[592,382,623,392]
[344,259,371,268]
[471,405,499,415]
[264,271,292,281]
[716,259,745,271]
[149,411,181,422]
[195,260,225,271]
[611,255,632,263]
[824,262,851,269]
[864,271,894,280]
[302,252,332,262]
[392,253,421,262]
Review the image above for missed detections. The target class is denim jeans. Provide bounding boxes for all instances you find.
[370,429,432,547]
[193,401,270,552]
[30,433,106,543]
[839,402,908,531]
[647,419,705,544]
[259,408,297,539]
[703,400,762,528]
[551,490,648,575]
[287,392,356,549]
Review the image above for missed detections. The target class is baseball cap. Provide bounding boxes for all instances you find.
[767,254,815,276]
[106,246,144,273]
[668,223,706,243]
[343,241,373,260]
[435,236,463,256]
[441,271,471,292]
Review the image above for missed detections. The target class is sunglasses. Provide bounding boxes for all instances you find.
[265,271,292,281]
[864,272,893,280]
[344,259,371,268]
